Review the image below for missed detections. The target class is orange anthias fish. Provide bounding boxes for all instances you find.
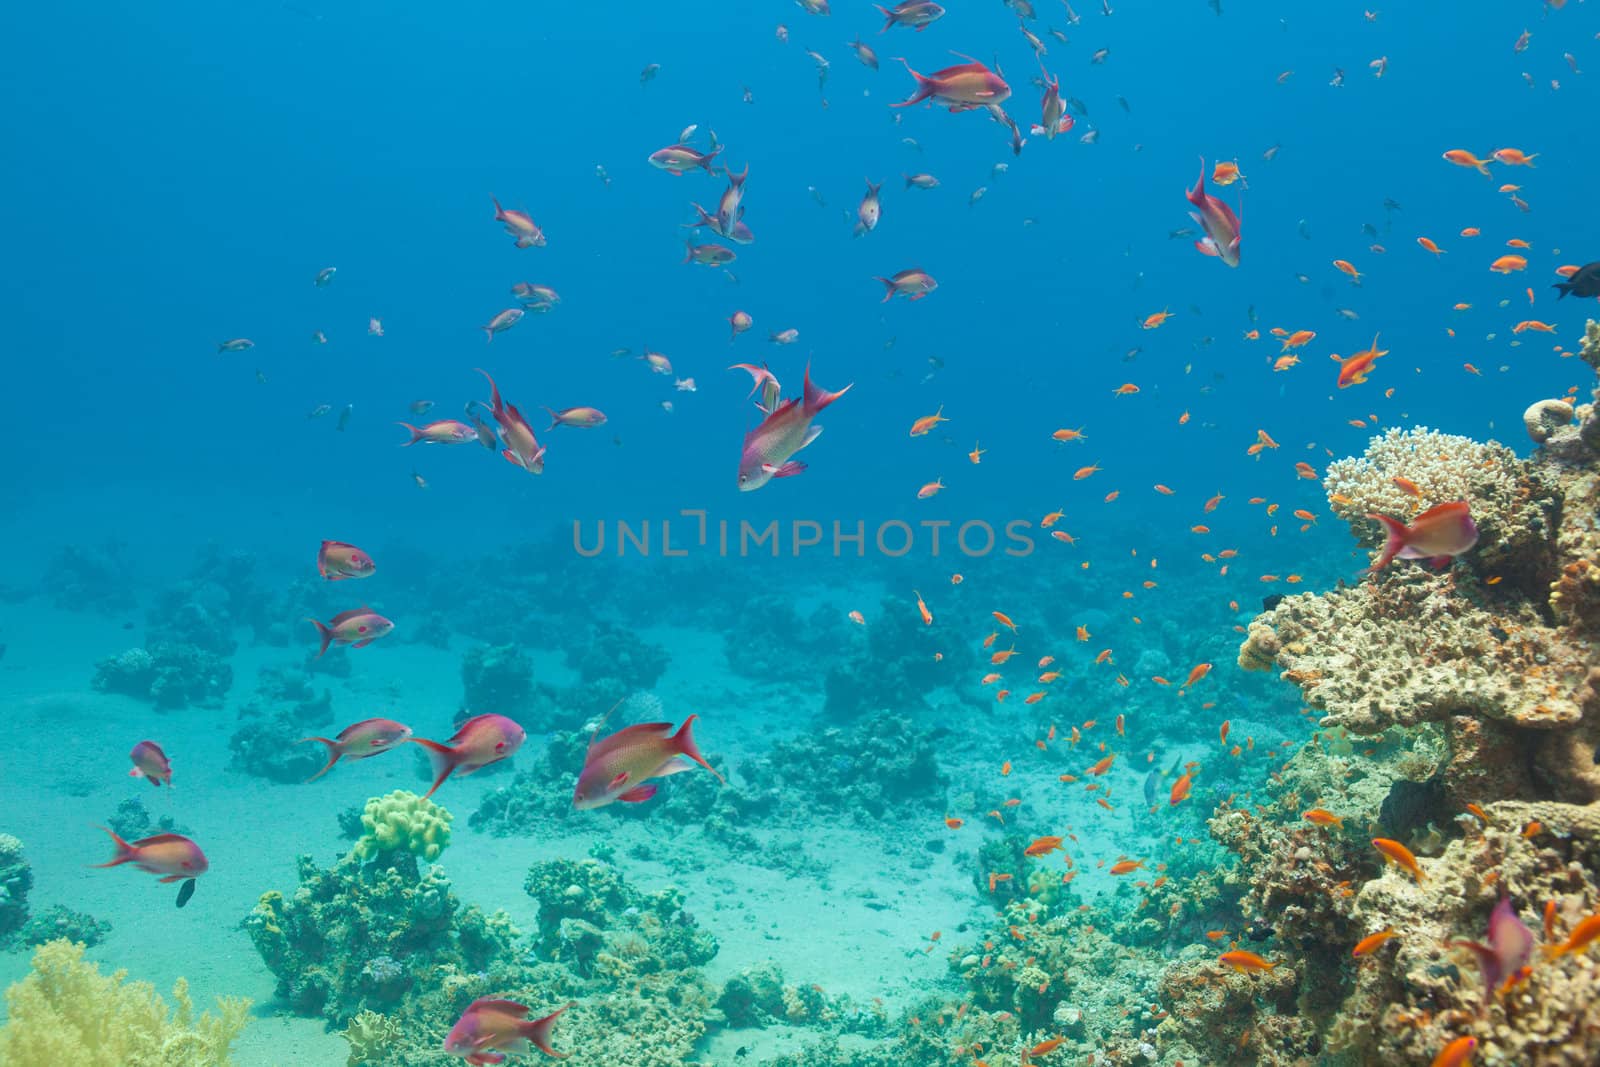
[93,828,209,884]
[317,540,376,581]
[1430,1036,1477,1067]
[1492,148,1538,167]
[1089,754,1115,776]
[1142,308,1173,329]
[1367,501,1478,570]
[1280,329,1315,351]
[1186,157,1242,267]
[1303,809,1343,828]
[443,997,572,1063]
[891,56,1011,111]
[1490,254,1528,274]
[1184,663,1212,687]
[1212,159,1244,186]
[914,590,933,625]
[738,364,852,491]
[1025,836,1066,857]
[411,714,528,799]
[1544,912,1600,958]
[477,367,547,474]
[1373,837,1427,882]
[1109,859,1145,875]
[570,715,723,810]
[490,195,547,248]
[1333,334,1388,388]
[1218,950,1277,973]
[910,405,949,436]
[1352,929,1398,957]
[1170,771,1192,805]
[1441,149,1493,176]
[127,740,173,788]
[296,718,413,783]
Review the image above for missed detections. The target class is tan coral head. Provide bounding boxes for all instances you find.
[1523,399,1575,444]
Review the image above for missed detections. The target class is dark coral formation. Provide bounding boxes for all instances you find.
[461,643,534,720]
[0,835,33,945]
[822,592,979,720]
[91,643,232,709]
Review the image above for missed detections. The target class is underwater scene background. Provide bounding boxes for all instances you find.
[2,1,1599,1064]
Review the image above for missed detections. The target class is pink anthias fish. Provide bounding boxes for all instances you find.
[491,197,546,248]
[128,740,173,788]
[891,55,1010,111]
[876,268,938,302]
[296,717,413,783]
[397,420,477,446]
[543,406,608,430]
[93,828,208,883]
[411,713,527,799]
[476,368,546,474]
[307,608,395,657]
[685,200,755,244]
[684,239,737,266]
[717,164,750,237]
[1367,501,1479,571]
[573,715,724,810]
[1186,157,1242,267]
[1447,897,1535,1002]
[1030,69,1075,140]
[444,999,572,1065]
[736,364,851,491]
[317,540,375,581]
[877,1,945,32]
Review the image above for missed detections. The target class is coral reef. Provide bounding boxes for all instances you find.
[461,643,534,719]
[350,790,453,864]
[48,542,138,612]
[106,797,192,842]
[227,711,328,782]
[91,643,232,710]
[562,620,670,704]
[18,905,112,949]
[822,592,980,719]
[761,711,949,820]
[339,1008,404,1067]
[0,834,33,944]
[0,939,250,1066]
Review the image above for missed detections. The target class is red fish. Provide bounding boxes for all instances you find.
[296,718,413,783]
[1446,896,1534,997]
[1367,502,1478,571]
[128,740,173,788]
[476,368,546,474]
[891,56,1010,111]
[737,364,851,491]
[1030,69,1075,140]
[1186,158,1241,267]
[317,540,375,581]
[573,715,724,809]
[306,608,394,657]
[1334,334,1389,388]
[411,714,527,799]
[93,828,208,883]
[443,998,572,1064]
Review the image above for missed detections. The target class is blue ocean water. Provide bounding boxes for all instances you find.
[2,0,1598,1064]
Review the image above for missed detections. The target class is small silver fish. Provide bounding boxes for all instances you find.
[969,186,987,206]
[336,404,353,432]
[314,267,336,287]
[308,404,332,419]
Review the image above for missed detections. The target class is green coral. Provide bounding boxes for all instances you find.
[351,790,452,864]
[0,939,250,1066]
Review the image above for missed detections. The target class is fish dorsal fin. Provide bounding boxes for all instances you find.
[589,722,674,760]
[329,607,371,626]
[132,833,191,847]
[584,699,627,752]
[471,998,532,1017]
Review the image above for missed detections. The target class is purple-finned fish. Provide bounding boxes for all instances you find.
[1367,501,1478,572]
[444,998,572,1064]
[717,164,750,237]
[737,364,851,491]
[573,715,724,810]
[685,201,755,245]
[491,196,546,248]
[683,239,736,266]
[397,420,477,446]
[476,368,546,474]
[128,740,173,788]
[296,717,413,783]
[1186,158,1242,267]
[307,608,395,657]
[482,307,524,342]
[877,1,945,32]
[543,406,608,430]
[875,268,938,302]
[1447,897,1534,1002]
[891,55,1010,111]
[318,540,376,581]
[854,179,883,237]
[647,143,721,176]
[93,828,208,883]
[411,714,527,799]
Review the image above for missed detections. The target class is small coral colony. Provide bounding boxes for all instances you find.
[8,1,1600,1065]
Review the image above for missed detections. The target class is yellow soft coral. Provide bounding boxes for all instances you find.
[0,939,250,1067]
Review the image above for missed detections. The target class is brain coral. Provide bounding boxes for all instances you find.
[352,790,453,863]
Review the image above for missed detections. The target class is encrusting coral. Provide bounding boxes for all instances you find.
[0,938,251,1066]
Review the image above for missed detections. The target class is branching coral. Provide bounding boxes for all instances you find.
[0,939,250,1066]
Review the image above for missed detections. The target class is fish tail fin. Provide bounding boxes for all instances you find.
[889,58,931,106]
[1552,281,1571,299]
[395,422,423,446]
[672,715,725,784]
[91,826,135,867]
[1366,512,1409,571]
[802,364,853,415]
[474,367,503,414]
[295,737,342,783]
[542,406,561,432]
[683,238,695,263]
[307,618,334,658]
[876,5,894,31]
[700,148,721,174]
[410,738,458,798]
[520,1003,574,1058]
[873,276,896,301]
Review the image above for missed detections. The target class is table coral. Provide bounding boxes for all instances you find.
[0,939,250,1066]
